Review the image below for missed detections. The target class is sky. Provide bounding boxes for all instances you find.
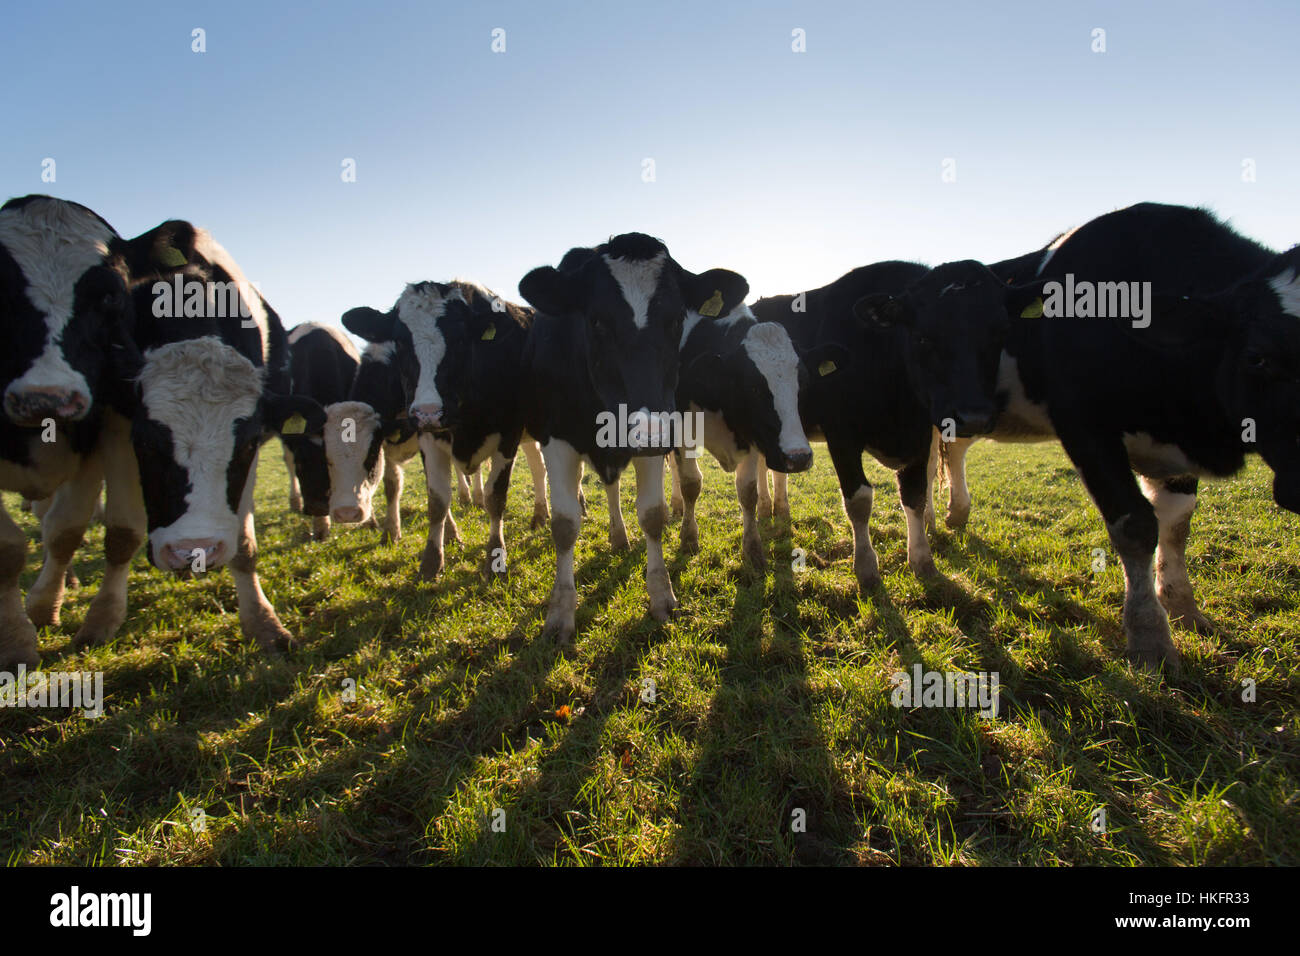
[3,0,1298,334]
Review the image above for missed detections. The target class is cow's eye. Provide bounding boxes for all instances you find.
[1247,352,1270,372]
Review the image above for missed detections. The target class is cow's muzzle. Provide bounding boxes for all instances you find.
[4,386,90,426]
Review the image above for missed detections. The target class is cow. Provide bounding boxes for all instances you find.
[665,300,814,569]
[59,217,321,653]
[856,202,1300,671]
[0,195,140,668]
[747,263,944,592]
[341,280,551,580]
[517,233,749,642]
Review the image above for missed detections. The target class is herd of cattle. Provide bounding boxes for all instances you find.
[2,195,1298,677]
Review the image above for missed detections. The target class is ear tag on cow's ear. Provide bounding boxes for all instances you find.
[818,360,837,377]
[481,323,496,341]
[698,290,724,318]
[157,245,188,268]
[1020,297,1044,319]
[387,429,403,443]
[281,413,307,435]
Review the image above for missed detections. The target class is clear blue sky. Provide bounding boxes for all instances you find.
[4,0,1298,331]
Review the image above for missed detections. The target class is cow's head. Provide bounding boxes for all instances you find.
[853,260,1044,435]
[682,307,812,472]
[520,233,748,452]
[0,195,135,426]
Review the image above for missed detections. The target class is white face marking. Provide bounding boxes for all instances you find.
[741,321,808,456]
[0,199,115,401]
[1268,267,1300,319]
[397,283,458,411]
[190,230,271,363]
[604,252,666,330]
[138,337,264,564]
[324,400,383,516]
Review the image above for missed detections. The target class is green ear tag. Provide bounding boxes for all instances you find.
[157,245,188,268]
[481,323,496,341]
[1020,297,1044,319]
[387,429,403,443]
[282,413,307,435]
[818,360,837,377]
[698,290,724,318]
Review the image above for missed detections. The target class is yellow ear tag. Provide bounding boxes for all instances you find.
[157,245,188,268]
[1020,297,1044,319]
[481,323,496,341]
[282,413,307,435]
[698,290,724,318]
[818,360,837,377]
[387,429,403,443]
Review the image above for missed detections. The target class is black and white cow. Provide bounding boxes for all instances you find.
[665,301,813,569]
[858,202,1300,671]
[283,322,361,540]
[0,195,138,668]
[342,280,550,579]
[518,233,749,642]
[748,263,944,592]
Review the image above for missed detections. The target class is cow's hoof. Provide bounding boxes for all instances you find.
[25,594,60,629]
[419,549,444,581]
[0,624,41,670]
[65,570,79,590]
[381,527,401,545]
[1171,610,1218,636]
[647,568,678,622]
[578,491,588,516]
[910,556,941,579]
[543,586,577,643]
[945,506,970,531]
[530,509,549,531]
[854,550,882,591]
[743,535,766,571]
[671,500,684,519]
[1127,639,1181,676]
[610,529,630,552]
[680,526,700,555]
[288,496,303,514]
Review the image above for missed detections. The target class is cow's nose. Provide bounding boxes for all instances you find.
[410,403,442,429]
[332,505,363,524]
[163,538,227,571]
[783,447,813,472]
[4,386,90,425]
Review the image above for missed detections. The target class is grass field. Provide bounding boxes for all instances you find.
[2,439,1298,865]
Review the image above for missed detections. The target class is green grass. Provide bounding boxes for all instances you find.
[2,439,1297,865]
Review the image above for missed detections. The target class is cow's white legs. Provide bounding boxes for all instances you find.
[606,476,630,551]
[635,454,677,621]
[380,446,404,543]
[231,449,293,653]
[1142,476,1212,633]
[943,436,975,530]
[284,444,303,512]
[772,470,789,520]
[675,451,703,554]
[481,450,513,578]
[669,454,685,517]
[899,458,940,578]
[74,411,147,648]
[924,428,939,535]
[0,504,40,669]
[26,452,103,629]
[542,440,583,643]
[420,436,455,581]
[756,461,773,519]
[521,438,549,529]
[736,450,765,569]
[455,464,471,507]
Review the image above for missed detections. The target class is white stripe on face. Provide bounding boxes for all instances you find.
[138,337,264,563]
[1268,267,1300,318]
[604,252,666,330]
[397,284,457,411]
[742,322,808,455]
[191,230,271,363]
[324,400,383,514]
[0,199,114,400]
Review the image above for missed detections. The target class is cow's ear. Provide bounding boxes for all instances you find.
[123,220,200,279]
[852,294,910,328]
[1004,279,1050,319]
[518,266,575,317]
[684,269,749,318]
[342,306,397,343]
[263,394,327,436]
[796,342,852,380]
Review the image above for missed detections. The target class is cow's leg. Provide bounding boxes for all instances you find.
[756,460,773,519]
[1063,431,1178,672]
[481,450,514,578]
[772,470,790,520]
[74,411,147,648]
[455,464,471,507]
[542,440,583,643]
[26,455,102,628]
[382,447,404,543]
[898,456,940,578]
[924,428,939,535]
[419,438,454,581]
[828,436,880,590]
[0,504,40,669]
[578,462,588,515]
[231,451,294,653]
[284,444,303,513]
[606,476,630,551]
[943,436,975,530]
[635,454,677,621]
[1142,475,1213,634]
[312,515,331,541]
[736,449,764,569]
[677,450,703,555]
[522,439,549,529]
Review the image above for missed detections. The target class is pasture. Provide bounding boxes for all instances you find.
[1,439,1297,865]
